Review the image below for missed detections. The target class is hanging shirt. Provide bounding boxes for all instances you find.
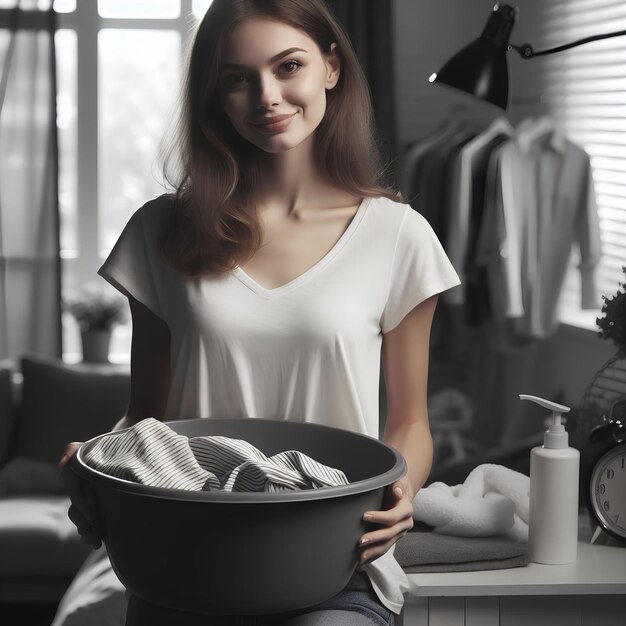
[475,142,518,322]
[526,127,601,337]
[98,193,460,614]
[443,117,514,307]
[404,125,477,246]
[478,119,602,338]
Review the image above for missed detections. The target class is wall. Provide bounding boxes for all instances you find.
[391,0,617,448]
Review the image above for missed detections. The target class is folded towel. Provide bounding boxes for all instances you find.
[412,464,530,541]
[395,531,528,572]
[82,418,349,492]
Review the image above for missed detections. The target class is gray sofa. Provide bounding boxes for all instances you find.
[0,355,130,607]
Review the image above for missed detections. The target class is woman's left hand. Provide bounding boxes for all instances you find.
[358,476,414,566]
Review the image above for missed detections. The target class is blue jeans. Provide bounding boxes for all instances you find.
[125,571,394,625]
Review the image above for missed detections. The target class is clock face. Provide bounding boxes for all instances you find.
[589,444,626,540]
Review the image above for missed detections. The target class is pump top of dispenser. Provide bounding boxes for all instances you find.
[519,394,571,449]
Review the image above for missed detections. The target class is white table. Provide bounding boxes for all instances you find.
[400,517,626,626]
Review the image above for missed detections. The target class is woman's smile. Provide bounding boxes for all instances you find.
[250,112,297,133]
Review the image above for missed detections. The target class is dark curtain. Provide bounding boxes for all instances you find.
[328,0,399,189]
[0,5,62,360]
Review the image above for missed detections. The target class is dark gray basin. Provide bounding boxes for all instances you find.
[65,417,406,615]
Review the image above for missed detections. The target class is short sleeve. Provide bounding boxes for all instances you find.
[380,207,460,333]
[97,197,172,320]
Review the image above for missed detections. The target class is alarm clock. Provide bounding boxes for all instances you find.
[584,398,626,545]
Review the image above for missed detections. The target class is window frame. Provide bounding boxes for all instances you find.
[56,1,198,286]
[52,1,204,361]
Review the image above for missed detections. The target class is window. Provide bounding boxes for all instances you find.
[56,0,213,361]
[539,0,626,329]
[97,0,181,19]
[98,28,181,254]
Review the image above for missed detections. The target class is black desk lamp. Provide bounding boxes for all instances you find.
[430,3,626,110]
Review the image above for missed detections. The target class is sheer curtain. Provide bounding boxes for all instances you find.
[0,4,61,360]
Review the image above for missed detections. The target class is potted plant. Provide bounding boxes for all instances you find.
[596,266,626,357]
[64,284,127,363]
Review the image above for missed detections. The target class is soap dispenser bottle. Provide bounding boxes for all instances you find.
[520,394,580,564]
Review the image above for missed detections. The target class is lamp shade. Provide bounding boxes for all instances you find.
[431,4,517,110]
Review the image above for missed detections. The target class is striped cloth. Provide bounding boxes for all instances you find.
[82,418,349,492]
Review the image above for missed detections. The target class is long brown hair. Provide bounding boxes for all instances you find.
[161,0,400,276]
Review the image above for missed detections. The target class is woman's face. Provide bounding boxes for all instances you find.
[218,17,340,154]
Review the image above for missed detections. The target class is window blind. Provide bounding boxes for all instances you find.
[538,0,626,328]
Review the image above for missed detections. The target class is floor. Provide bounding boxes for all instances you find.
[0,603,59,626]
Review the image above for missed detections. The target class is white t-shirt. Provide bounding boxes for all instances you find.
[98,193,460,614]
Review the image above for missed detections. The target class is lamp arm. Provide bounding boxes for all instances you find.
[510,29,626,58]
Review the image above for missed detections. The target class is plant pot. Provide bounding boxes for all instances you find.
[81,329,112,364]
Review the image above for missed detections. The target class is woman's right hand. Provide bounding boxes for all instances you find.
[59,442,103,549]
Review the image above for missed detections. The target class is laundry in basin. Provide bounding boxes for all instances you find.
[81,417,349,492]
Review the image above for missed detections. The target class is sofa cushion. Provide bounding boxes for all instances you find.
[0,457,66,495]
[14,355,130,466]
[0,496,91,577]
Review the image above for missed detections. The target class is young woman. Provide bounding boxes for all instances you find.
[60,1,460,624]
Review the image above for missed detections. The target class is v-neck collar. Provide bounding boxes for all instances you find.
[233,197,371,298]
